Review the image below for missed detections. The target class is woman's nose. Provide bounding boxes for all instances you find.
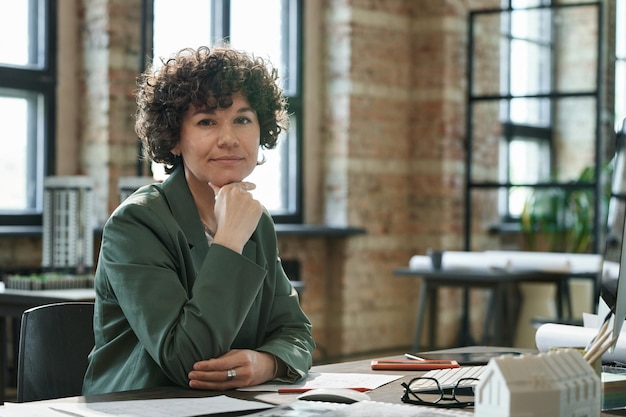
[217,124,239,147]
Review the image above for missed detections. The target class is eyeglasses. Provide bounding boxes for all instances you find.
[401,376,479,409]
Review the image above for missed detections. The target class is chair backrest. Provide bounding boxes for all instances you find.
[17,301,94,402]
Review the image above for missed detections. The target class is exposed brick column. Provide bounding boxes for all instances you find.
[80,0,142,225]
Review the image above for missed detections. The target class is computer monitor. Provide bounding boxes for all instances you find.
[597,118,626,347]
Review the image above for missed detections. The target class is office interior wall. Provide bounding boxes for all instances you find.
[2,0,616,362]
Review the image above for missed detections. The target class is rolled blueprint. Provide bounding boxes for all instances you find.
[408,255,432,270]
[440,251,507,270]
[535,323,626,363]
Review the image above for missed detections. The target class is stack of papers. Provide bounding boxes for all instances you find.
[0,396,273,417]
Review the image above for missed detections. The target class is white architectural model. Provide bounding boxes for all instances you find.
[475,349,600,417]
[42,176,94,273]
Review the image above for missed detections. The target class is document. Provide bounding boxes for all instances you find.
[237,372,403,392]
[244,400,473,417]
[0,395,273,417]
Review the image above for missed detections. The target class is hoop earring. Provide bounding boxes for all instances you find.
[257,151,266,166]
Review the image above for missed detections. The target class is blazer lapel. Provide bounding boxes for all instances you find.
[158,166,209,271]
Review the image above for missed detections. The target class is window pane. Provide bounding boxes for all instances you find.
[247,133,286,212]
[230,0,283,83]
[509,139,551,184]
[511,0,551,8]
[509,97,551,125]
[248,114,298,213]
[511,9,551,43]
[0,1,41,68]
[508,139,551,216]
[617,61,626,127]
[152,0,212,67]
[618,0,626,57]
[510,39,551,96]
[0,92,34,211]
[617,0,626,129]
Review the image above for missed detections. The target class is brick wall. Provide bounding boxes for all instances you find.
[79,0,143,225]
[311,0,504,357]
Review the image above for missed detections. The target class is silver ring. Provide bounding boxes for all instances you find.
[227,368,236,381]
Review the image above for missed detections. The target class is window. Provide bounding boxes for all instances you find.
[146,0,303,223]
[617,0,626,129]
[466,1,603,252]
[499,0,553,219]
[0,0,56,227]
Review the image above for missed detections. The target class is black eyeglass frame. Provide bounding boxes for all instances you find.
[401,376,479,409]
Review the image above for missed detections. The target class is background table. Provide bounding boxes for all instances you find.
[395,267,597,351]
[0,288,95,403]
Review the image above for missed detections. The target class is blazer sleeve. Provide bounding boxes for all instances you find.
[253,216,315,381]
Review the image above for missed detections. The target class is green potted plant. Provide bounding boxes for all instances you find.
[519,162,613,253]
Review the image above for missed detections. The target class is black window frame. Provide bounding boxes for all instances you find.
[140,0,304,224]
[0,0,57,228]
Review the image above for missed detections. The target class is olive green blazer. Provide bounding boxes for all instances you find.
[82,166,314,395]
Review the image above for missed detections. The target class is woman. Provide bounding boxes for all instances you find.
[82,46,315,395]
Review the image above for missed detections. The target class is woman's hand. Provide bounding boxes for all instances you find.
[209,182,263,253]
[188,349,276,390]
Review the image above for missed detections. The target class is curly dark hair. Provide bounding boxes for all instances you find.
[135,46,288,173]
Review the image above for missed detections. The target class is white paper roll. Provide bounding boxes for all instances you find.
[409,255,432,270]
[535,323,626,363]
[484,251,573,272]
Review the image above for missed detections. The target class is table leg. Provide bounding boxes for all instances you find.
[457,287,475,346]
[412,281,429,352]
[493,283,505,346]
[482,288,495,344]
[0,317,5,404]
[557,278,572,319]
[428,285,437,350]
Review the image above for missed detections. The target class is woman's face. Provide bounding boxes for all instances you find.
[173,92,260,188]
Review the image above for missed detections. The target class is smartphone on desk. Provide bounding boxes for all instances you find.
[370,359,459,371]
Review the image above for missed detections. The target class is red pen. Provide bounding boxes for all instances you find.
[278,387,370,394]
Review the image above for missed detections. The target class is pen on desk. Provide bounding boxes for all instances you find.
[404,353,426,361]
[278,387,370,394]
[49,407,85,417]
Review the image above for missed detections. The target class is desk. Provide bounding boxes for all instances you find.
[394,267,597,351]
[15,348,626,416]
[0,288,95,404]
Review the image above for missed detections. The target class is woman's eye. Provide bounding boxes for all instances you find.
[235,117,252,124]
[198,119,215,126]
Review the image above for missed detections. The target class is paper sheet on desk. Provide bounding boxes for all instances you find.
[1,395,273,417]
[535,314,626,363]
[237,372,402,392]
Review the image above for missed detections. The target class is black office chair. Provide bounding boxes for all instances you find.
[16,302,94,402]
